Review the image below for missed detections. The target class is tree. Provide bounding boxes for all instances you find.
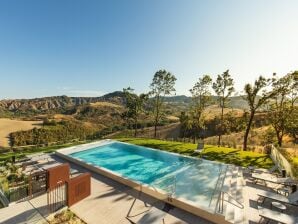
[286,106,298,144]
[179,111,193,141]
[269,72,298,146]
[212,70,234,146]
[243,76,273,150]
[122,87,148,137]
[189,75,212,142]
[149,69,177,138]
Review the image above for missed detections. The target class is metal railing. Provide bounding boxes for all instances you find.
[215,167,244,214]
[47,181,67,214]
[147,175,177,202]
[0,188,9,207]
[217,190,244,214]
[211,166,227,213]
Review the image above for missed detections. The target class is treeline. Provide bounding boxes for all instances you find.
[122,69,297,150]
[10,121,98,146]
[179,71,298,149]
[181,111,270,140]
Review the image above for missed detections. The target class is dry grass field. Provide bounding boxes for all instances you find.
[90,101,121,108]
[0,118,42,147]
[203,105,244,119]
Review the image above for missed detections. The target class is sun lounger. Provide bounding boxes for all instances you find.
[29,153,52,162]
[26,152,45,159]
[252,164,279,174]
[257,190,298,206]
[16,157,31,163]
[252,173,295,186]
[252,173,276,185]
[21,160,38,170]
[258,206,298,224]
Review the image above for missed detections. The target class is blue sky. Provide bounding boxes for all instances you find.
[0,0,297,99]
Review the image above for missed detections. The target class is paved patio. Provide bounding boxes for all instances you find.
[0,153,297,224]
[0,194,49,224]
[53,155,213,224]
[241,170,298,224]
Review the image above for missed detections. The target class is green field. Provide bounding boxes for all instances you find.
[117,138,274,168]
[0,137,274,168]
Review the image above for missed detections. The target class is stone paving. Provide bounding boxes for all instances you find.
[0,154,297,224]
[53,155,213,224]
[242,170,298,224]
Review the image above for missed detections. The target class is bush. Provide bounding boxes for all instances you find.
[10,121,97,146]
[7,173,18,182]
[261,127,277,145]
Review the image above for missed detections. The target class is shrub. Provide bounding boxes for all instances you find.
[7,173,18,182]
[261,127,277,145]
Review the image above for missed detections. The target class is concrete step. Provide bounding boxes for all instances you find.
[233,205,244,224]
[225,201,235,223]
[236,171,244,204]
[0,200,47,224]
[223,166,245,224]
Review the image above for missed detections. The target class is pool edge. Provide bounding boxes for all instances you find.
[56,140,230,224]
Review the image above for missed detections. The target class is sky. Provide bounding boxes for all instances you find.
[0,0,297,99]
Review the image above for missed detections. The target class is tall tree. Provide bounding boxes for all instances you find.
[179,111,193,141]
[122,87,148,137]
[189,75,212,142]
[286,107,298,145]
[212,70,234,146]
[243,76,273,150]
[149,69,176,138]
[269,72,298,146]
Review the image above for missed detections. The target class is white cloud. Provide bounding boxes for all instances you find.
[56,87,105,97]
[58,86,73,91]
[66,90,105,97]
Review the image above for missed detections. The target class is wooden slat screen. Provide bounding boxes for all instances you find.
[47,163,70,190]
[67,173,91,207]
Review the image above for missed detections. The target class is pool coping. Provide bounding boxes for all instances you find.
[56,139,229,224]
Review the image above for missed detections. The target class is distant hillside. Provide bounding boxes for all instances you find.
[0,91,125,115]
[0,91,250,118]
[162,95,249,110]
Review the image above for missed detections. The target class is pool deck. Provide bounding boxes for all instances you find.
[56,140,231,223]
[1,149,298,224]
[241,171,298,224]
[54,155,213,224]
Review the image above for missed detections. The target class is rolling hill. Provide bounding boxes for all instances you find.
[0,91,250,116]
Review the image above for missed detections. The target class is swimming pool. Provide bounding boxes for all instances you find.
[65,140,227,212]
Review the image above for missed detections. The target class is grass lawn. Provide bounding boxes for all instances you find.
[0,140,93,162]
[0,137,274,169]
[117,138,274,169]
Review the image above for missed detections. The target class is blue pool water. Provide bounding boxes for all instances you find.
[70,141,227,210]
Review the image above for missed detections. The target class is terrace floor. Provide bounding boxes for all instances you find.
[0,153,297,224]
[53,155,213,224]
[241,171,298,224]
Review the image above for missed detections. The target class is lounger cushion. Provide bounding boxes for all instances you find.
[258,190,298,205]
[288,191,298,203]
[258,206,297,224]
[258,191,290,203]
[252,173,277,184]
